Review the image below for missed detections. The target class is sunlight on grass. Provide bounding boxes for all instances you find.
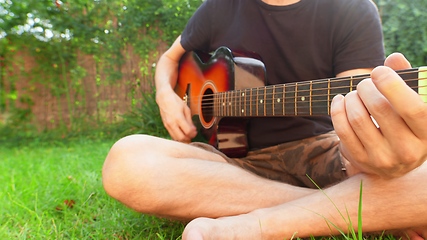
[0,139,184,239]
[305,176,396,240]
[0,138,400,239]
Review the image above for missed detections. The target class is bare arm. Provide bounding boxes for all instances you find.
[155,36,197,142]
[336,68,374,78]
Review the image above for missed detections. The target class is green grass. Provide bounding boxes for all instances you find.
[0,138,184,239]
[0,132,400,239]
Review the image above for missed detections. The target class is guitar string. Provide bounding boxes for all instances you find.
[202,85,427,116]
[210,83,427,115]
[195,68,425,99]
[195,76,427,107]
[191,76,427,116]
[195,69,426,103]
[200,88,427,115]
[181,68,426,106]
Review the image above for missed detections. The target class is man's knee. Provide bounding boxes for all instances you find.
[102,134,161,209]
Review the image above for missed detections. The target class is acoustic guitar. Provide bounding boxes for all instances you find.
[175,47,427,157]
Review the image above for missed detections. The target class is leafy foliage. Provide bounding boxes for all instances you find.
[0,0,426,137]
[120,87,169,138]
[0,0,203,135]
[374,0,427,67]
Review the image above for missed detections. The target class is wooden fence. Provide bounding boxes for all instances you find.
[1,45,165,130]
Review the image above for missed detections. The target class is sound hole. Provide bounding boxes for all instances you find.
[201,88,214,126]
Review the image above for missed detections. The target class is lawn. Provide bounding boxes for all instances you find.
[0,138,184,239]
[0,136,401,240]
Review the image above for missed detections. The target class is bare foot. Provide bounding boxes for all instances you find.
[182,214,264,240]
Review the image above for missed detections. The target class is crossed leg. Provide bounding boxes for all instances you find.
[102,134,314,220]
[182,162,427,239]
[102,134,427,238]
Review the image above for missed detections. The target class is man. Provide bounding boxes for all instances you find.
[181,53,427,239]
[102,0,427,238]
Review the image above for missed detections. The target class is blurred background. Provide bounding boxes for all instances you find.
[1,1,426,239]
[0,0,426,139]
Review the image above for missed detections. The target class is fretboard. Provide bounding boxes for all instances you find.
[212,68,426,117]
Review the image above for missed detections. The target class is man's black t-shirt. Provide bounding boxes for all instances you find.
[181,0,385,150]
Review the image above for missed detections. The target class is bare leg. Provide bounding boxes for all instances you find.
[387,227,427,240]
[182,162,427,239]
[102,134,313,219]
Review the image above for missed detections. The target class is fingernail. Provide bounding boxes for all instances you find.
[331,94,344,107]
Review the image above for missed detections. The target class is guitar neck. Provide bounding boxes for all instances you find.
[213,67,427,117]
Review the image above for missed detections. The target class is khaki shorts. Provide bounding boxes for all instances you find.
[191,131,347,188]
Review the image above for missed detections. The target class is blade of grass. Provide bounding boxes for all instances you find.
[305,175,364,239]
[358,180,363,240]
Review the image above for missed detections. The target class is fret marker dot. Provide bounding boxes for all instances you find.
[260,100,263,104]
[222,102,225,106]
[241,109,244,113]
[301,96,306,101]
[277,98,281,103]
[242,93,245,97]
[229,102,231,106]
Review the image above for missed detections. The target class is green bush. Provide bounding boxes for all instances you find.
[374,0,427,67]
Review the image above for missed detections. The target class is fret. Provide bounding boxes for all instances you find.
[248,88,253,116]
[223,92,227,116]
[257,87,265,116]
[329,79,341,115]
[294,82,298,115]
[226,92,229,116]
[282,84,286,116]
[309,81,313,115]
[272,86,275,116]
[218,93,221,116]
[230,91,235,116]
[220,92,224,116]
[240,89,246,117]
[327,79,331,115]
[337,79,353,95]
[215,93,219,116]
[240,90,245,116]
[263,87,267,116]
[296,81,310,115]
[228,91,232,116]
[273,85,284,116]
[223,91,227,116]
[234,90,238,116]
[231,91,234,116]
[230,91,234,116]
[330,78,350,98]
[350,76,354,92]
[216,92,220,116]
[265,86,274,116]
[236,91,240,116]
[252,87,258,116]
[218,92,222,116]
[246,89,251,116]
[236,90,240,116]
[285,83,294,116]
[311,80,329,115]
[238,90,243,116]
[233,91,237,116]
